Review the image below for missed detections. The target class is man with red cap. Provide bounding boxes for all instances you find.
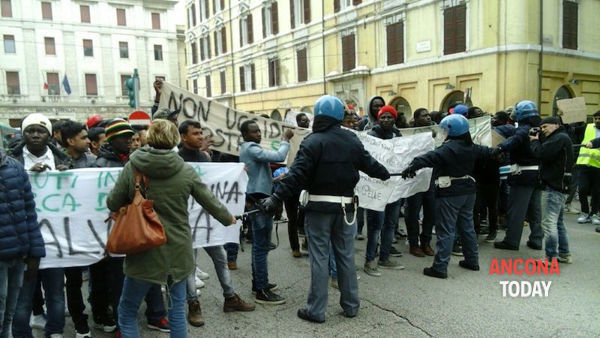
[86,114,104,129]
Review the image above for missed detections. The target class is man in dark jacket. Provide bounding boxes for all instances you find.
[0,147,45,337]
[494,100,544,251]
[10,113,70,338]
[260,95,390,322]
[529,117,574,263]
[92,119,170,334]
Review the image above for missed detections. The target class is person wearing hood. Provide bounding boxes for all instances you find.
[93,119,170,335]
[357,96,385,131]
[494,100,544,251]
[401,115,500,279]
[0,147,45,337]
[259,95,390,323]
[107,119,236,337]
[529,117,574,263]
[364,105,404,275]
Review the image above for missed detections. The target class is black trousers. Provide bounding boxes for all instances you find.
[578,165,600,215]
[284,194,304,251]
[404,188,435,247]
[65,267,89,332]
[474,182,499,233]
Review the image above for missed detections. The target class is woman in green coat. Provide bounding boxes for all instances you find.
[107,119,236,338]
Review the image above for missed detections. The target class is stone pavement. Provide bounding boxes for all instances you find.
[37,212,599,337]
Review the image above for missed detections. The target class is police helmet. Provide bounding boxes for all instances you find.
[439,114,469,137]
[514,100,538,122]
[314,95,345,121]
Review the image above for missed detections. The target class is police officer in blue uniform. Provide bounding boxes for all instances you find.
[401,114,500,278]
[259,95,390,322]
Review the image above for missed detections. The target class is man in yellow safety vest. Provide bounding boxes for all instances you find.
[575,110,600,226]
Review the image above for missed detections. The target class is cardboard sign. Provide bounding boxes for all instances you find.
[557,97,587,124]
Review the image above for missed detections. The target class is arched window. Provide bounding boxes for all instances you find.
[552,85,574,116]
[440,90,465,113]
[389,96,412,118]
[270,109,282,121]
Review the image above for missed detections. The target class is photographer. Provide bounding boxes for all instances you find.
[529,117,574,263]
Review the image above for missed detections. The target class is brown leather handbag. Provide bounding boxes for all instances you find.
[106,170,166,254]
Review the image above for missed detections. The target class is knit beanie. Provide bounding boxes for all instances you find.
[377,105,398,120]
[540,116,560,125]
[22,113,52,134]
[105,118,134,141]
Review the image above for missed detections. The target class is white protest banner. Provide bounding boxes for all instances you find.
[32,163,246,269]
[557,97,587,124]
[158,82,311,163]
[354,132,434,211]
[396,116,491,147]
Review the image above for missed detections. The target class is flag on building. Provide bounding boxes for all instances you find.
[62,75,72,95]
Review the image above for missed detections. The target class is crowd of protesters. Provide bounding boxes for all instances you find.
[1,80,599,336]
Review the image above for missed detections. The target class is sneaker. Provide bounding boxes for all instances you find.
[49,334,63,338]
[485,230,497,243]
[255,289,286,305]
[494,241,519,251]
[409,246,425,257]
[395,229,407,238]
[30,314,46,330]
[363,260,381,277]
[93,317,116,333]
[227,260,238,270]
[458,260,480,271]
[195,269,210,280]
[297,308,325,323]
[423,267,447,279]
[526,241,542,250]
[75,332,91,338]
[355,234,365,240]
[330,278,339,289]
[557,253,573,264]
[223,293,255,312]
[451,244,463,256]
[75,321,91,338]
[592,214,600,225]
[301,239,308,251]
[577,213,591,223]
[564,203,579,214]
[377,259,405,270]
[195,277,205,289]
[147,317,170,333]
[187,300,204,327]
[421,245,435,256]
[292,250,302,258]
[252,283,278,294]
[389,246,403,257]
[268,242,277,250]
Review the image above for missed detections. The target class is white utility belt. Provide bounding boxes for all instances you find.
[299,190,357,225]
[307,195,354,204]
[499,164,539,176]
[435,175,475,188]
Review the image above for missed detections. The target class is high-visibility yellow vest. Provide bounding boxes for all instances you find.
[576,124,600,168]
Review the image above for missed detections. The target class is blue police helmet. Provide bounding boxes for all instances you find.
[314,95,345,121]
[514,100,538,122]
[452,104,469,116]
[439,114,469,137]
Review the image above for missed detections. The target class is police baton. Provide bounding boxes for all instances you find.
[234,209,261,221]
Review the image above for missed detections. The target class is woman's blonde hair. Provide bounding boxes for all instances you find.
[147,119,180,149]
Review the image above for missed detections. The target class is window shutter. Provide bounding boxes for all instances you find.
[303,0,310,23]
[443,7,455,55]
[334,0,340,12]
[200,39,205,60]
[42,2,52,20]
[247,14,254,43]
[204,0,209,19]
[342,34,355,72]
[220,0,224,10]
[214,31,219,55]
[206,75,211,97]
[221,26,227,52]
[275,58,280,86]
[207,36,211,58]
[353,0,362,5]
[212,0,216,15]
[454,4,466,53]
[193,79,198,94]
[6,71,20,95]
[386,21,404,65]
[45,37,55,55]
[268,59,274,87]
[239,19,243,46]
[240,66,246,91]
[1,0,13,17]
[251,64,256,90]
[297,48,307,82]
[290,0,295,29]
[85,74,97,96]
[562,1,578,50]
[80,5,90,23]
[220,71,226,94]
[152,13,160,30]
[262,7,266,38]
[272,2,279,34]
[117,8,126,26]
[47,72,59,95]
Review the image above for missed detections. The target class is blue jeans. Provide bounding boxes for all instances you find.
[249,210,273,291]
[541,188,570,259]
[224,243,238,263]
[186,246,235,301]
[0,258,25,338]
[365,200,401,262]
[433,194,478,274]
[119,276,186,338]
[13,268,65,338]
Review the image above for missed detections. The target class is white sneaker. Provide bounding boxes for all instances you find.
[195,268,209,280]
[30,314,46,330]
[75,331,91,338]
[577,213,590,223]
[49,334,63,338]
[591,214,600,225]
[195,276,205,289]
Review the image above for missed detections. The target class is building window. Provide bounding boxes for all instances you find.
[268,57,280,87]
[47,72,59,95]
[6,71,19,95]
[341,33,355,72]
[290,0,310,29]
[205,75,211,97]
[562,1,578,50]
[3,34,15,53]
[80,5,90,23]
[296,48,307,82]
[239,64,255,92]
[44,37,56,55]
[41,2,52,20]
[214,0,224,14]
[262,2,279,38]
[199,0,209,21]
[193,79,198,94]
[116,8,126,26]
[119,41,128,58]
[334,0,361,12]
[1,0,12,17]
[220,70,226,94]
[154,45,163,61]
[191,42,198,64]
[120,74,130,96]
[386,19,404,65]
[188,4,196,28]
[85,74,98,96]
[200,35,211,60]
[240,14,254,47]
[443,3,466,55]
[83,39,93,57]
[152,12,161,30]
